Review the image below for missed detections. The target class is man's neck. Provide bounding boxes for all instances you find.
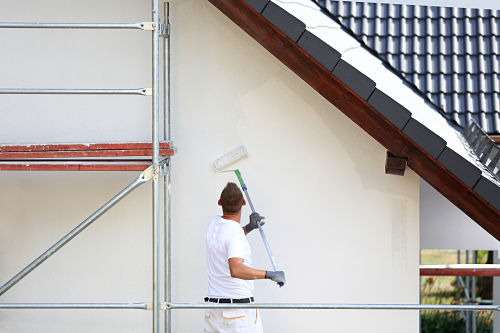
[222,212,241,223]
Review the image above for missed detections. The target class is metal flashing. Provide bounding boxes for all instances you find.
[368,89,412,129]
[331,59,375,100]
[244,0,269,13]
[297,30,341,71]
[402,118,447,158]
[262,2,306,41]
[437,147,482,188]
[483,145,500,178]
[463,120,500,181]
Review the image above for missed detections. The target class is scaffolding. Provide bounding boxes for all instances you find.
[0,1,498,333]
[0,2,172,332]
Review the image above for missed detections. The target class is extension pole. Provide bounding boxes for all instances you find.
[234,170,283,287]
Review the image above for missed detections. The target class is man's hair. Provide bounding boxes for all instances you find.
[220,182,244,213]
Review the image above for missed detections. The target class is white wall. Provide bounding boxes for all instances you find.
[420,179,499,250]
[0,0,420,332]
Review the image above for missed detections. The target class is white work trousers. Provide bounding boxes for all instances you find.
[203,308,263,333]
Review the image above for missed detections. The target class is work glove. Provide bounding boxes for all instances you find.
[265,270,286,286]
[244,212,265,234]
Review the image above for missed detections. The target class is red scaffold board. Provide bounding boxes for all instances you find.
[420,264,500,276]
[0,142,174,171]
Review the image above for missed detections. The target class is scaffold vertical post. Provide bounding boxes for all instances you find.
[472,251,477,333]
[163,3,172,333]
[152,0,161,332]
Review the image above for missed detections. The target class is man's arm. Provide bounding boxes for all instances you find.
[228,258,286,284]
[228,258,266,280]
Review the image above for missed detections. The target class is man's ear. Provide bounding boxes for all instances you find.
[242,199,246,206]
[218,199,222,206]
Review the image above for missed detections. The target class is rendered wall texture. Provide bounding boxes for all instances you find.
[0,0,420,332]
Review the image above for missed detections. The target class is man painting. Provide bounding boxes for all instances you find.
[204,182,285,333]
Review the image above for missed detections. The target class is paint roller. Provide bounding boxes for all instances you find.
[214,145,284,287]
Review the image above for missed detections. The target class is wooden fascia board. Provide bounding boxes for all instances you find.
[207,0,500,239]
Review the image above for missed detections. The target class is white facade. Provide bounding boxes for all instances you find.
[0,0,420,332]
[420,179,499,250]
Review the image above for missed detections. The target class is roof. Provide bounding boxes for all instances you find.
[208,0,500,238]
[314,0,500,134]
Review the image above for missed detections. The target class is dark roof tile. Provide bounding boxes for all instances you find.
[402,118,447,158]
[331,59,376,100]
[243,0,269,13]
[367,89,412,129]
[437,147,482,188]
[262,2,306,41]
[474,176,500,211]
[297,30,341,71]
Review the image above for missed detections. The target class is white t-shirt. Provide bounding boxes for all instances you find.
[206,215,254,298]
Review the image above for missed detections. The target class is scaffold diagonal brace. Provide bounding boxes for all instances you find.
[0,164,162,297]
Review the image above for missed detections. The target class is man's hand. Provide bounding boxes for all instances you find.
[265,270,285,285]
[244,212,265,234]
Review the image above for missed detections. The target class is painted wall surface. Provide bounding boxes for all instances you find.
[420,179,499,250]
[0,0,420,332]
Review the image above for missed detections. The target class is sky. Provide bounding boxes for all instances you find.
[353,0,500,10]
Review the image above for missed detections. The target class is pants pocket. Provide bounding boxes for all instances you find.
[222,309,248,330]
[222,308,247,320]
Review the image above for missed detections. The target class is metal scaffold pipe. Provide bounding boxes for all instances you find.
[0,22,151,30]
[0,88,151,95]
[163,3,172,333]
[152,0,161,333]
[0,303,149,310]
[166,303,500,312]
